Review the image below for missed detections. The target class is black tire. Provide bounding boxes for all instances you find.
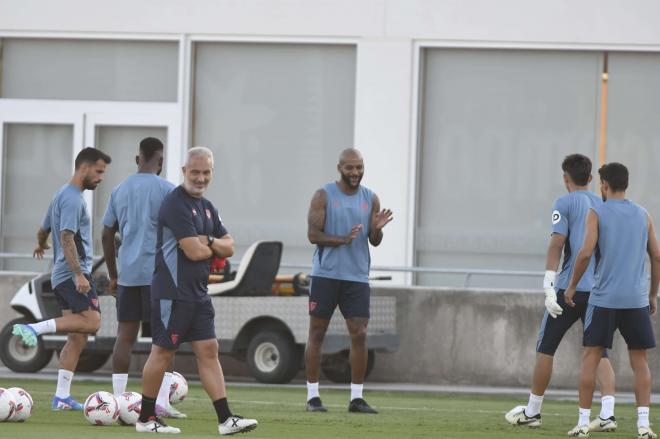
[321,350,375,383]
[55,349,111,373]
[0,317,53,373]
[246,332,301,384]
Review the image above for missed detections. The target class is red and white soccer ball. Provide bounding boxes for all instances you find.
[0,387,17,422]
[83,391,119,426]
[8,387,33,422]
[169,371,188,405]
[117,391,141,425]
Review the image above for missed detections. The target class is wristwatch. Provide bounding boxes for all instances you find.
[207,235,215,247]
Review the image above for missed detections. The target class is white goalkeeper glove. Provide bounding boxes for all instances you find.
[543,270,563,318]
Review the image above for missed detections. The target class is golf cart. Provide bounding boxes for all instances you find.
[0,241,399,383]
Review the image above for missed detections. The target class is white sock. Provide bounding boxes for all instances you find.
[307,381,320,401]
[112,373,128,396]
[578,407,591,427]
[157,372,172,408]
[55,369,74,399]
[638,406,650,429]
[29,319,56,335]
[350,383,363,401]
[525,393,544,416]
[600,395,615,419]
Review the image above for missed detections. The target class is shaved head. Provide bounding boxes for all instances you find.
[338,148,363,165]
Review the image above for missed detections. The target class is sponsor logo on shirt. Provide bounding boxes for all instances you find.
[192,208,197,216]
[205,209,211,219]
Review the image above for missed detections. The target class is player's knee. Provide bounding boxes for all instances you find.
[349,326,367,344]
[83,311,101,333]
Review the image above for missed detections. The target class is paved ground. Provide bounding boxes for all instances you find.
[1,366,657,404]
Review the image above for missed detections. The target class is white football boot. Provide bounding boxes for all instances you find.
[218,416,258,435]
[504,405,542,427]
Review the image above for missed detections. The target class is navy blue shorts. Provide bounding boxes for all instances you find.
[116,285,151,322]
[53,274,100,314]
[536,290,607,357]
[584,305,656,350]
[308,276,370,319]
[151,297,216,350]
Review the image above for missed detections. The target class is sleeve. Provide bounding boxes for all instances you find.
[41,202,52,232]
[102,191,118,228]
[213,207,229,238]
[162,197,198,241]
[551,197,569,236]
[59,193,82,233]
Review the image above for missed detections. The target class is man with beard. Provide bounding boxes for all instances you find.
[14,147,112,410]
[305,148,393,414]
[101,137,184,419]
[136,147,257,435]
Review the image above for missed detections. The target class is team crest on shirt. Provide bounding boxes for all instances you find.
[333,199,341,209]
[361,201,369,212]
[192,208,197,216]
[552,210,561,225]
[205,208,211,219]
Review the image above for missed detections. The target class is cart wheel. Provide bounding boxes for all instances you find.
[321,350,375,383]
[0,317,53,372]
[246,332,301,384]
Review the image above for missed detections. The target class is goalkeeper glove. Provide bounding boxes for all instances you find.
[543,270,563,318]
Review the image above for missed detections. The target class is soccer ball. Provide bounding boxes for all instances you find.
[8,388,33,422]
[117,391,141,425]
[0,388,17,421]
[83,391,119,426]
[169,372,188,405]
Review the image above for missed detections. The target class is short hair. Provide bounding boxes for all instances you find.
[562,154,591,186]
[139,137,164,162]
[75,147,112,170]
[186,146,214,167]
[598,162,629,192]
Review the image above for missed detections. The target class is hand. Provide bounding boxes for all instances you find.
[344,224,363,244]
[564,287,576,308]
[373,209,393,230]
[650,296,657,316]
[109,277,118,297]
[544,287,563,318]
[75,273,91,294]
[33,244,49,259]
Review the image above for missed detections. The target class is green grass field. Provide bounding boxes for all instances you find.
[0,378,655,438]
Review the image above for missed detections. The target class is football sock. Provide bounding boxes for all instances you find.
[157,372,173,408]
[600,395,615,419]
[139,395,157,423]
[578,408,591,426]
[350,383,364,401]
[213,397,232,424]
[307,381,320,401]
[638,407,650,429]
[30,319,56,335]
[55,369,74,399]
[525,393,543,416]
[112,373,128,396]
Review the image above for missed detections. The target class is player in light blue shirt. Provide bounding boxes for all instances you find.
[14,147,112,411]
[566,162,660,438]
[506,154,616,431]
[100,137,182,419]
[305,148,393,414]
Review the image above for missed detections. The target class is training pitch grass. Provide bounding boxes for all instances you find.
[0,378,656,438]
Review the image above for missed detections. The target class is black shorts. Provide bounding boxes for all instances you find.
[308,276,370,319]
[53,274,100,314]
[536,290,607,357]
[116,285,151,322]
[151,297,216,350]
[583,305,656,350]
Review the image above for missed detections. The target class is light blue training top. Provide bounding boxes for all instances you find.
[42,184,93,288]
[103,173,175,286]
[590,199,650,309]
[311,182,373,283]
[552,190,602,292]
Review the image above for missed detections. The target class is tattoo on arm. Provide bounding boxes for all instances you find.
[307,189,347,247]
[60,230,82,275]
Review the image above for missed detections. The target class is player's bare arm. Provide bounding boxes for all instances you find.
[178,236,213,261]
[198,233,234,258]
[545,233,566,271]
[33,227,51,259]
[565,210,599,307]
[307,188,361,246]
[368,193,393,247]
[646,215,660,315]
[101,225,119,294]
[60,229,90,294]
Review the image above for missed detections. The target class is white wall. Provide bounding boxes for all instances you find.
[1,0,659,282]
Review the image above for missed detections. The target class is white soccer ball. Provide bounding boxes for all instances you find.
[0,388,17,422]
[169,372,188,405]
[83,391,119,426]
[117,391,141,425]
[8,387,33,422]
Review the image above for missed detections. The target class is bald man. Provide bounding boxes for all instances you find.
[305,148,393,414]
